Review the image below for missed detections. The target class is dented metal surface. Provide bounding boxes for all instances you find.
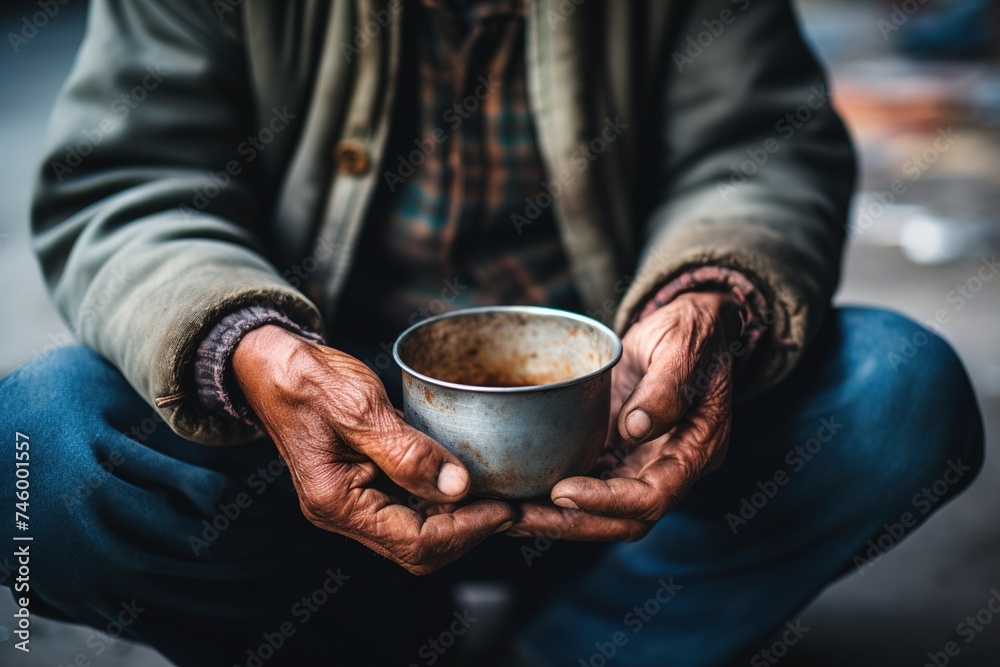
[393,306,623,499]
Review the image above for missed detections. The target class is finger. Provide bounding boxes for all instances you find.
[339,381,472,503]
[617,344,694,445]
[354,494,515,574]
[605,353,645,449]
[569,407,732,521]
[373,475,458,516]
[507,502,649,542]
[548,461,688,521]
[367,424,471,503]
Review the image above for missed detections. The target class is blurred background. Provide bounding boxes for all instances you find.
[0,0,998,665]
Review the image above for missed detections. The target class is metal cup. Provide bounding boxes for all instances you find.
[393,306,623,499]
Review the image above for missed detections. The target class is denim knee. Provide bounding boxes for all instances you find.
[0,347,295,593]
[836,308,984,509]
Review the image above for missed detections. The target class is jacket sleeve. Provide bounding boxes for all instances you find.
[615,0,857,398]
[31,0,323,445]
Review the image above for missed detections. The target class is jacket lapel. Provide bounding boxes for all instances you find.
[269,1,363,267]
[525,0,635,312]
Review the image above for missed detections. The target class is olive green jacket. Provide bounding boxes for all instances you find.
[32,0,855,445]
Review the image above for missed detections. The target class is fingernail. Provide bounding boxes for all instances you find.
[437,462,468,496]
[553,497,579,510]
[624,408,652,440]
[494,521,514,534]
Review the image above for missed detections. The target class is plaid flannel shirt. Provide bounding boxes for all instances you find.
[195,0,760,425]
[339,0,583,335]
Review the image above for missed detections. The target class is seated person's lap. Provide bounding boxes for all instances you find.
[0,307,983,665]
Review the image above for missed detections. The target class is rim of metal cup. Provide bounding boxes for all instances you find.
[392,305,623,394]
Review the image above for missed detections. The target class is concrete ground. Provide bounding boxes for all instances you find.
[0,1,997,665]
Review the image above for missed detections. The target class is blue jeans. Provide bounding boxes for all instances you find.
[0,308,984,666]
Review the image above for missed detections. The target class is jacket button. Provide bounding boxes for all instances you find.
[334,139,369,175]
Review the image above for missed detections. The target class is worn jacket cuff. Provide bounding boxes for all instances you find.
[613,222,823,401]
[634,266,767,364]
[195,306,326,429]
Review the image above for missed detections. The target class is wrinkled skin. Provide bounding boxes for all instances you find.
[508,291,743,541]
[233,290,742,574]
[234,325,516,575]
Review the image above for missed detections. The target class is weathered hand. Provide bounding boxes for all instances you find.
[510,291,743,541]
[233,325,515,574]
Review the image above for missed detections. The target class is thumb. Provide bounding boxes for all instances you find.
[347,389,471,503]
[617,347,696,445]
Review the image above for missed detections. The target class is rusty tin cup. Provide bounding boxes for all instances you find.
[392,306,623,499]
